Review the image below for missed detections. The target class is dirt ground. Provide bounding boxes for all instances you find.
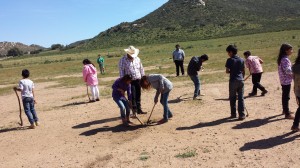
[1,72,300,168]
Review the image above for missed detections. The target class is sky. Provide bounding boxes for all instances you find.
[0,0,168,48]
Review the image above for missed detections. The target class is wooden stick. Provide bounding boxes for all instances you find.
[86,85,91,101]
[244,74,251,81]
[14,90,23,126]
[146,104,156,124]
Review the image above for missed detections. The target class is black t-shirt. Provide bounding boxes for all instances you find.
[188,56,202,76]
[225,55,244,81]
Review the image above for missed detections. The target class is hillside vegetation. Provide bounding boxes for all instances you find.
[78,0,300,49]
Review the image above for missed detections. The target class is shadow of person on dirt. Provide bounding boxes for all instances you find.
[240,131,300,151]
[232,114,283,129]
[79,124,145,136]
[168,96,201,104]
[61,101,88,107]
[72,117,120,129]
[0,126,28,134]
[176,117,238,131]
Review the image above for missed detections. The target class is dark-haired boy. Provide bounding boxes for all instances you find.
[225,45,246,120]
[14,69,39,129]
[187,54,209,100]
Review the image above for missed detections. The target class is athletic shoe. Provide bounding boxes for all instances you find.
[35,121,40,126]
[261,90,268,96]
[285,114,294,119]
[29,124,36,129]
[238,116,246,120]
[157,119,168,124]
[291,126,300,132]
[137,110,147,114]
[248,92,257,97]
[96,98,100,101]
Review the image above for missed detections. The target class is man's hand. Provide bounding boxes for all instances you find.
[13,87,17,91]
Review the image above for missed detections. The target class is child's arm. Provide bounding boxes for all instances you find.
[32,88,36,104]
[13,87,21,92]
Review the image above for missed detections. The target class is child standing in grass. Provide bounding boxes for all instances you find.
[291,49,300,131]
[112,75,132,126]
[14,69,39,129]
[277,44,294,119]
[82,59,100,102]
[140,74,173,124]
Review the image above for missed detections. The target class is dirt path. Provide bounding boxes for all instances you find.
[1,72,300,168]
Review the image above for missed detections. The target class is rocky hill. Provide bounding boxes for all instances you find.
[0,42,44,56]
[77,0,300,49]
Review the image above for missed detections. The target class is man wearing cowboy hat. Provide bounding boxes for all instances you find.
[119,46,147,115]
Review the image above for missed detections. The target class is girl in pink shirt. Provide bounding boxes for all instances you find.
[82,59,99,102]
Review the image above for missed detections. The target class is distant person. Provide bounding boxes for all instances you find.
[225,45,246,120]
[97,54,105,74]
[277,43,294,119]
[13,69,39,129]
[140,74,173,124]
[187,54,209,100]
[112,75,133,126]
[291,49,300,131]
[172,44,185,76]
[243,51,268,96]
[119,46,146,115]
[82,59,100,102]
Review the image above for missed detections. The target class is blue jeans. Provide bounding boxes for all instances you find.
[229,80,245,117]
[113,97,130,119]
[160,91,173,120]
[22,97,38,124]
[190,75,200,97]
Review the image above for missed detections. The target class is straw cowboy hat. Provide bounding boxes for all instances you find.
[124,46,139,57]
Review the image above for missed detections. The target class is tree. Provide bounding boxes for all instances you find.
[7,47,23,57]
[51,44,64,50]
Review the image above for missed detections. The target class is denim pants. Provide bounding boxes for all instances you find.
[190,75,200,97]
[293,96,300,127]
[22,97,38,124]
[174,60,184,76]
[282,84,291,115]
[160,91,173,120]
[131,80,142,112]
[251,73,266,94]
[114,98,130,119]
[229,80,245,117]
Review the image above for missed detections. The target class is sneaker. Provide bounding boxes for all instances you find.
[35,121,40,126]
[261,90,268,96]
[95,98,100,101]
[230,115,237,119]
[137,110,147,114]
[89,100,96,103]
[193,96,197,100]
[238,116,246,120]
[285,114,294,119]
[29,123,36,129]
[157,119,168,124]
[200,93,205,96]
[121,118,129,126]
[248,92,257,97]
[291,126,300,132]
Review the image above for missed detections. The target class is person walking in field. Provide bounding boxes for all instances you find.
[97,54,105,74]
[277,43,294,119]
[112,75,133,126]
[82,59,100,102]
[225,45,246,120]
[119,46,147,115]
[13,69,39,129]
[243,51,268,96]
[173,44,185,77]
[291,49,300,131]
[187,54,209,100]
[140,74,173,124]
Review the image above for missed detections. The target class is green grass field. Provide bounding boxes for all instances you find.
[0,30,299,96]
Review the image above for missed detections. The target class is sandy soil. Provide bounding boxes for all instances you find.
[1,72,300,168]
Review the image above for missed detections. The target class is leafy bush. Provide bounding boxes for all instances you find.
[7,47,23,57]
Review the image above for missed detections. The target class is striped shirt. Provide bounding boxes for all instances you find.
[119,55,145,80]
[245,56,263,74]
[278,56,293,85]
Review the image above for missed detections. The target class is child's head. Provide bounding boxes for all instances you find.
[226,45,238,57]
[140,76,151,90]
[277,43,293,65]
[82,59,92,65]
[175,44,180,50]
[22,69,30,78]
[200,54,209,62]
[121,75,132,85]
[243,51,251,58]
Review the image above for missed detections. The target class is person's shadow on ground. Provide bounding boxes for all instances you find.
[168,96,201,104]
[240,131,300,151]
[176,117,238,131]
[72,117,120,129]
[0,126,28,134]
[79,124,145,136]
[232,114,283,129]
